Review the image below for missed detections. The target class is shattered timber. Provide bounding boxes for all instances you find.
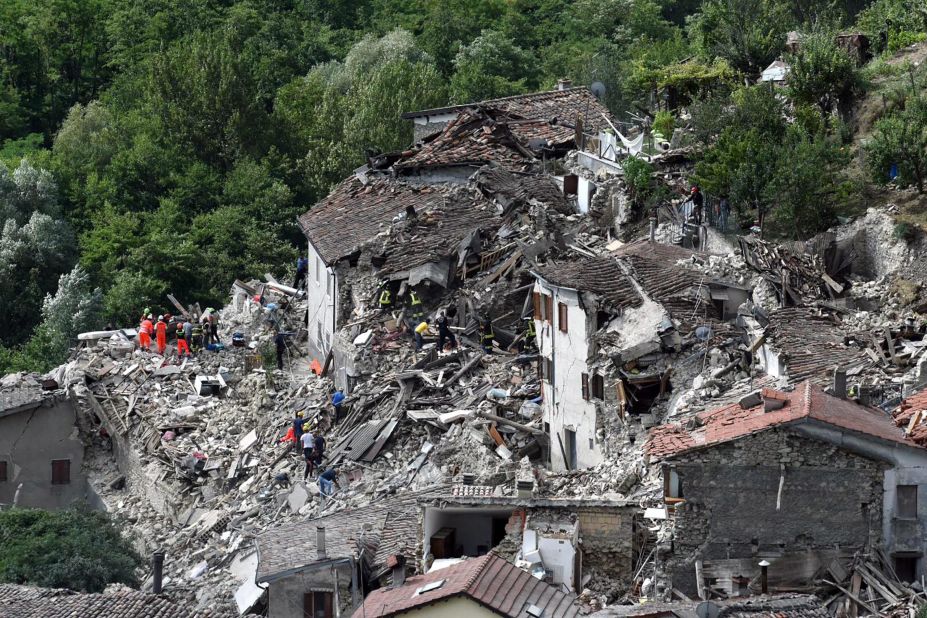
[6,86,927,618]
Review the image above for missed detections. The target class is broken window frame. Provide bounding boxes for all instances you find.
[540,357,553,383]
[51,459,70,485]
[303,590,333,618]
[897,485,918,519]
[581,373,590,400]
[558,302,568,333]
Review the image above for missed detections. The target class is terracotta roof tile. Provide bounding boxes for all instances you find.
[646,381,920,459]
[0,584,217,618]
[353,554,581,617]
[894,388,927,446]
[535,256,643,310]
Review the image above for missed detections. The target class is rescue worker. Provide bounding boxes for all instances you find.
[479,316,495,353]
[318,467,338,497]
[300,423,315,479]
[201,315,212,346]
[378,280,392,310]
[408,288,424,322]
[139,315,154,351]
[414,319,429,351]
[155,315,168,355]
[274,331,288,370]
[292,411,305,452]
[313,433,326,470]
[191,320,204,351]
[208,310,219,344]
[521,316,536,351]
[332,389,345,422]
[183,319,194,354]
[690,185,704,226]
[294,256,308,289]
[436,311,456,351]
[176,321,191,357]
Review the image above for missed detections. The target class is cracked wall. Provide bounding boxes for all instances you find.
[0,399,90,509]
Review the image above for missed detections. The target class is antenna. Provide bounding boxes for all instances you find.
[590,81,606,100]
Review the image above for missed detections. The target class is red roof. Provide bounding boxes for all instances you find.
[646,381,919,459]
[894,389,927,446]
[353,554,580,618]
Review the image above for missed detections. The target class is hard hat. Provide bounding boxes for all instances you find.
[303,422,311,431]
[158,315,164,321]
[297,411,304,418]
[147,314,153,319]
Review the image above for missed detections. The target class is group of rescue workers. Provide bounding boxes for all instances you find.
[136,308,221,357]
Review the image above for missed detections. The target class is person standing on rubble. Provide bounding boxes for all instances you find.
[301,423,315,479]
[294,256,308,290]
[313,433,325,471]
[318,467,337,497]
[378,280,392,311]
[208,310,219,344]
[139,314,153,351]
[155,315,168,355]
[414,318,429,351]
[436,311,456,352]
[274,331,288,371]
[690,185,704,226]
[191,320,204,352]
[520,316,536,352]
[479,316,495,353]
[176,321,191,358]
[407,288,424,323]
[293,411,305,452]
[183,318,194,355]
[332,389,345,422]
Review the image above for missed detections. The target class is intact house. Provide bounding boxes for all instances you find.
[419,488,637,593]
[255,488,440,618]
[353,553,581,618]
[530,240,739,471]
[645,381,927,598]
[0,375,92,509]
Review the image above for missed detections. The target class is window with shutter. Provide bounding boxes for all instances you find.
[303,591,333,618]
[51,459,70,485]
[533,292,541,320]
[545,295,553,324]
[558,302,568,333]
[581,373,590,400]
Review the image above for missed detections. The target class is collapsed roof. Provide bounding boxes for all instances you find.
[645,381,920,460]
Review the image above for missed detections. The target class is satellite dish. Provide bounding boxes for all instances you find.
[590,81,607,100]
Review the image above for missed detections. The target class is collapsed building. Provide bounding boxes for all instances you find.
[11,82,927,618]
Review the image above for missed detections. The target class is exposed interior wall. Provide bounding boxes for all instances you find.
[422,506,514,561]
[576,507,636,585]
[0,399,90,509]
[534,281,602,471]
[410,113,458,142]
[523,515,578,591]
[267,562,355,618]
[663,429,886,596]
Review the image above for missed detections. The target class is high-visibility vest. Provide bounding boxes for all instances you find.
[481,322,495,342]
[177,324,185,338]
[526,320,536,337]
[192,324,203,336]
[379,289,391,305]
[409,292,421,306]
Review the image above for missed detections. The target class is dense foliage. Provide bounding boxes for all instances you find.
[0,0,919,372]
[0,506,142,593]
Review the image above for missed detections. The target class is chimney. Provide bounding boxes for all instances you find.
[517,479,535,498]
[739,391,762,410]
[316,526,327,560]
[462,473,475,485]
[833,367,847,399]
[388,554,407,588]
[152,551,165,594]
[556,78,572,91]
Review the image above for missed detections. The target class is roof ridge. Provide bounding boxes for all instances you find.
[464,554,496,591]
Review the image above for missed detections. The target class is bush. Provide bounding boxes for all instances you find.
[894,222,917,242]
[653,111,675,139]
[0,506,142,592]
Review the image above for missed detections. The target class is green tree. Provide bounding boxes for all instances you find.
[690,0,792,76]
[0,506,141,593]
[450,30,538,102]
[786,25,863,116]
[867,100,927,193]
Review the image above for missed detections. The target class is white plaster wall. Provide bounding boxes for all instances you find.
[534,280,602,472]
[537,536,576,591]
[577,177,594,214]
[304,240,337,362]
[393,595,499,618]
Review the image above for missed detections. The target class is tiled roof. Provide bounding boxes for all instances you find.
[0,373,48,416]
[403,87,616,136]
[0,584,216,617]
[256,486,449,582]
[394,111,536,173]
[535,256,643,310]
[298,178,478,265]
[894,388,927,446]
[376,189,500,275]
[353,554,581,618]
[765,308,872,385]
[645,381,919,459]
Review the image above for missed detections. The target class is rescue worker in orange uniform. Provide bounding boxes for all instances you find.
[176,321,191,357]
[139,315,154,351]
[155,315,168,355]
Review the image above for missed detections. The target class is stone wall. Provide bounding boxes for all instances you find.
[268,562,356,618]
[663,429,886,595]
[576,505,636,586]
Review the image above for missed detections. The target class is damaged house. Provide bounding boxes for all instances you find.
[646,381,927,598]
[531,241,737,471]
[0,374,92,509]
